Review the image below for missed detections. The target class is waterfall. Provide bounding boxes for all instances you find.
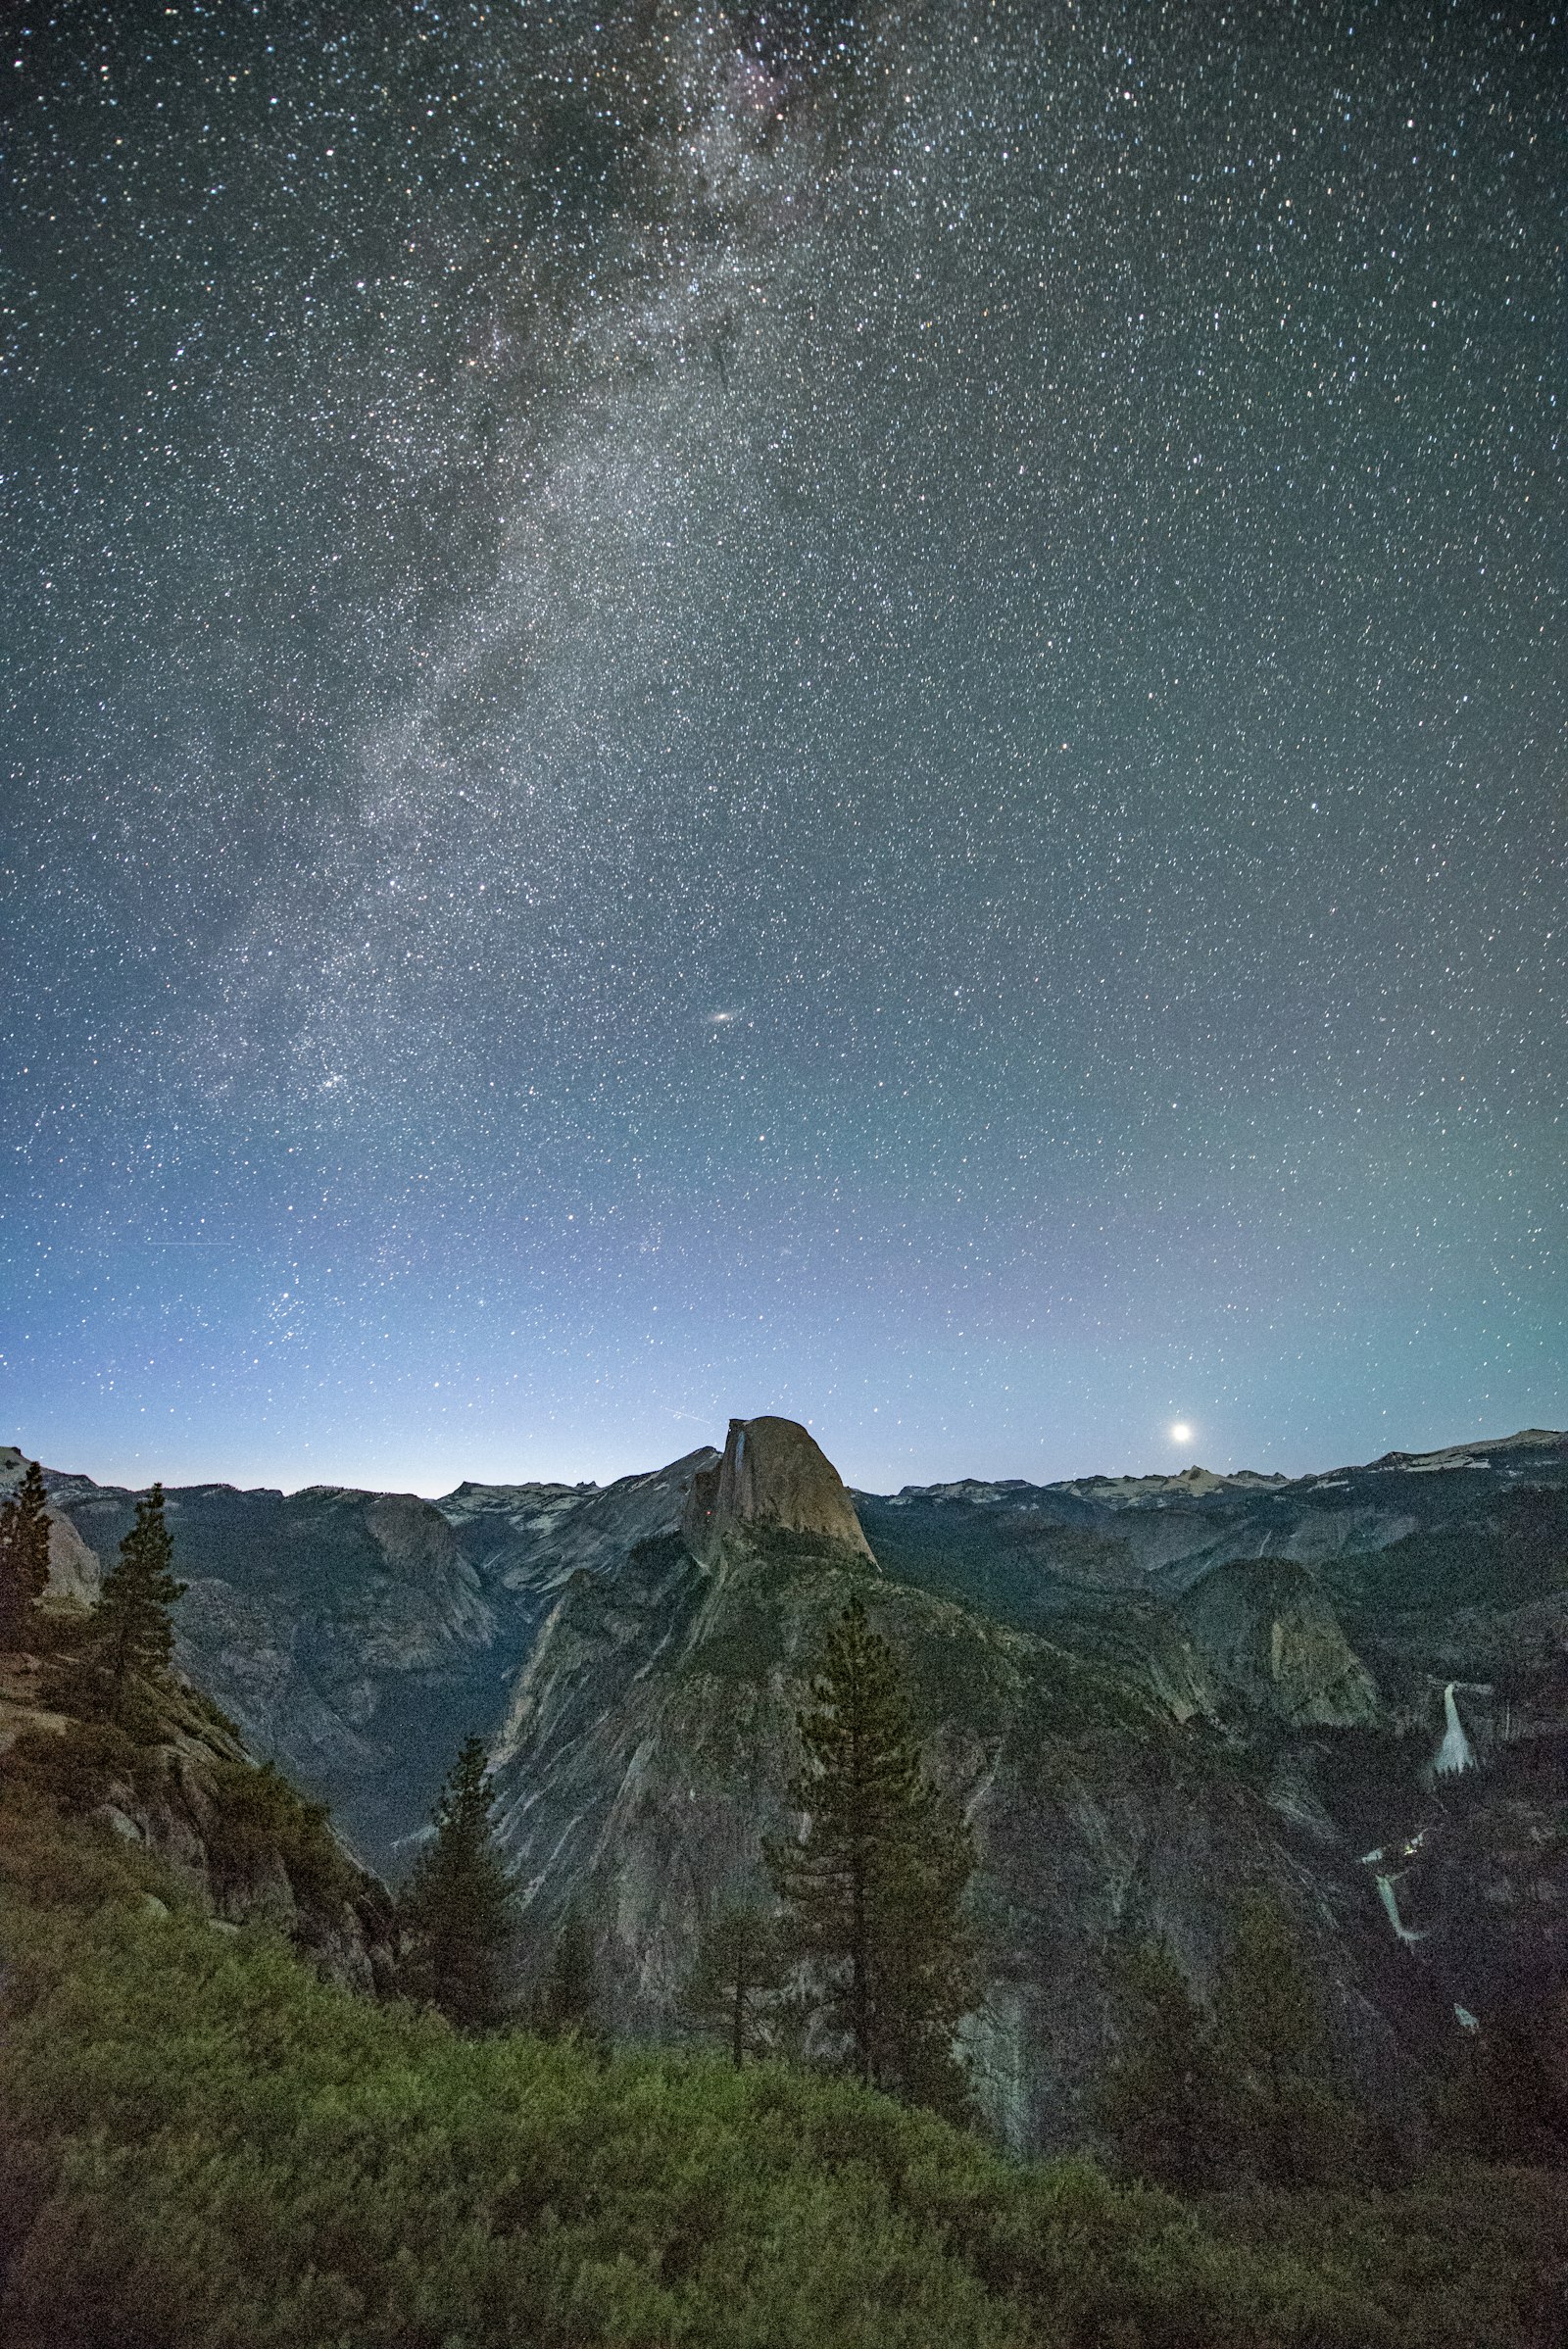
[1434,1682,1475,1777]
[1375,1873,1423,1946]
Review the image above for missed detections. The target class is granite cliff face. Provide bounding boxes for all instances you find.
[485,1513,1409,2148]
[0,1648,393,1989]
[483,1423,1567,2148]
[19,1448,714,1869]
[14,1420,1566,2148]
[1175,1557,1381,1728]
[682,1416,876,1566]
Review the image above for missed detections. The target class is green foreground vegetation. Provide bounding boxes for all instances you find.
[1,1479,1565,2345]
[2,1748,1565,2348]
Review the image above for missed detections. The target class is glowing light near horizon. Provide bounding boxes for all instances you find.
[3,2,1555,1493]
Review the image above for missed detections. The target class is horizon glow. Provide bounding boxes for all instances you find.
[2,5,1562,1496]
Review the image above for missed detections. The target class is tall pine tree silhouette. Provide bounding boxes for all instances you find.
[0,1460,52,1646]
[682,1902,787,2067]
[400,1734,514,2031]
[1097,1933,1215,2191]
[769,1593,977,2114]
[92,1482,186,1730]
[533,1906,604,2047]
[1209,1891,1361,2186]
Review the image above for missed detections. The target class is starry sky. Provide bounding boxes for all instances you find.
[2,1,1562,1496]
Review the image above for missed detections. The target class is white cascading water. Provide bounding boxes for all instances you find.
[1434,1682,1475,1776]
[1375,1873,1423,1945]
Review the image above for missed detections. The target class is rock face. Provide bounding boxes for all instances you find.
[483,1425,1567,2151]
[0,1649,394,1991]
[17,1420,1567,2151]
[1177,1557,1380,1728]
[23,1475,509,1870]
[484,1521,1405,2150]
[682,1416,876,1566]
[1,1445,101,1602]
[24,1449,717,1870]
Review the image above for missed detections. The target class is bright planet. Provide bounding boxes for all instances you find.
[0,8,1562,2340]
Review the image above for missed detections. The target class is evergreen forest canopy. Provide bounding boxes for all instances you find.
[0,1475,1565,2347]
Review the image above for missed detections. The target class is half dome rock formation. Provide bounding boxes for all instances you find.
[682,1415,876,1567]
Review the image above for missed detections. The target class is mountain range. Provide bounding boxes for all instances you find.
[5,1418,1564,2151]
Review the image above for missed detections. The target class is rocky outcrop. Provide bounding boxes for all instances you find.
[1,1445,101,1602]
[1176,1557,1380,1728]
[0,1649,394,1991]
[43,1508,102,1603]
[682,1415,876,1566]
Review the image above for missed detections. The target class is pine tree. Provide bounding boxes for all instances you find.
[399,1735,515,2031]
[768,1594,978,2113]
[0,1459,52,1647]
[532,1906,603,2046]
[91,1482,186,1730]
[1097,1933,1215,2192]
[682,1902,787,2067]
[1209,1891,1360,2187]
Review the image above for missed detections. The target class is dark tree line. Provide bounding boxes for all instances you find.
[1098,1902,1364,2191]
[0,1459,51,1645]
[2,1467,188,1740]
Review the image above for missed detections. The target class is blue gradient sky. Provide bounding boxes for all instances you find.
[3,1,1562,1494]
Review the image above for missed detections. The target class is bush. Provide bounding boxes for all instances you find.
[202,1759,349,1910]
[1,1878,1565,2349]
[2,1724,1564,2349]
[2,1720,155,1818]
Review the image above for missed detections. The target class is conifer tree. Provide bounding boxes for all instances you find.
[533,1905,604,2046]
[768,1594,978,2113]
[1209,1891,1359,2186]
[0,1459,52,1647]
[1097,1933,1215,2192]
[399,1734,514,2031]
[682,1901,787,2067]
[92,1481,186,1730]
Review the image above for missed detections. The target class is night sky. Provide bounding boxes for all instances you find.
[2,1,1562,1495]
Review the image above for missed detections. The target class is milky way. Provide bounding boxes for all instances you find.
[2,2,1562,1492]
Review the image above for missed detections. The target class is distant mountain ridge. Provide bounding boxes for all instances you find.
[4,1421,1564,2150]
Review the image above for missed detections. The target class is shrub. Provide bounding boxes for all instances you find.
[2,1720,155,1818]
[2,1878,1565,2349]
[202,1760,349,1910]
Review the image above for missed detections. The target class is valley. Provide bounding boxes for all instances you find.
[8,1418,1564,2155]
